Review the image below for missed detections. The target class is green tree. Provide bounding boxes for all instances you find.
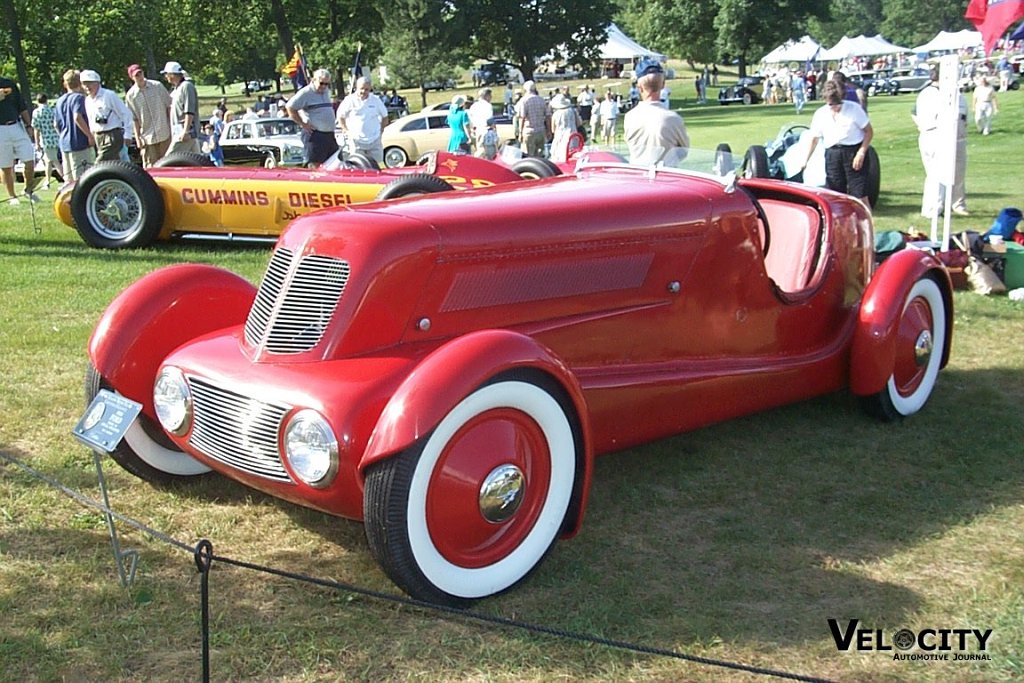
[880,0,971,48]
[809,0,884,47]
[465,0,616,81]
[714,0,830,76]
[617,0,718,65]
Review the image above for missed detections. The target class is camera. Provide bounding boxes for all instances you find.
[95,114,109,124]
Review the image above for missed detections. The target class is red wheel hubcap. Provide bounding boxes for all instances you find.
[426,408,551,568]
[892,296,934,397]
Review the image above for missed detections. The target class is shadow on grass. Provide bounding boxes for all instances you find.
[3,365,1020,677]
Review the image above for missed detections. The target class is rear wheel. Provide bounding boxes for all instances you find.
[374,173,454,201]
[346,152,380,171]
[865,146,881,208]
[70,161,165,249]
[364,378,577,606]
[85,363,211,485]
[861,277,947,421]
[153,152,214,168]
[512,157,561,179]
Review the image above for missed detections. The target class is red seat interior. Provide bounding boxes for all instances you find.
[760,199,822,293]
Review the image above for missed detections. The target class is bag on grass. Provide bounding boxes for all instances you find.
[967,256,1006,295]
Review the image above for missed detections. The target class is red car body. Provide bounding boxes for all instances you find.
[87,162,953,605]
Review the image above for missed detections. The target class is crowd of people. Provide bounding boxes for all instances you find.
[2,59,208,206]
[3,48,1017,209]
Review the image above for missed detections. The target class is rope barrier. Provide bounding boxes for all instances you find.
[1,449,834,683]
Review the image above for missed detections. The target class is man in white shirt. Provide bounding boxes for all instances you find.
[80,69,132,162]
[335,77,388,163]
[468,88,495,152]
[912,68,968,217]
[624,60,689,166]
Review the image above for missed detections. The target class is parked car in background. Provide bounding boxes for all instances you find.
[422,78,457,91]
[885,67,933,94]
[219,117,305,168]
[847,70,898,97]
[84,149,953,606]
[718,76,764,105]
[381,108,516,168]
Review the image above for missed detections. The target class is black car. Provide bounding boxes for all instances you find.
[717,76,764,105]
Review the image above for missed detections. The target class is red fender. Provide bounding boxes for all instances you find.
[361,328,594,536]
[89,264,257,414]
[849,249,953,396]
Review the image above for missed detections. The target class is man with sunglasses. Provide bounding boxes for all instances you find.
[286,68,340,167]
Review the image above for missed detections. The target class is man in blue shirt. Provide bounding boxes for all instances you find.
[53,69,96,181]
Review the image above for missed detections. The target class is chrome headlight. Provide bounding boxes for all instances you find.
[153,366,192,436]
[283,409,338,487]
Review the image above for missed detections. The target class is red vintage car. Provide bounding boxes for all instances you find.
[85,157,953,605]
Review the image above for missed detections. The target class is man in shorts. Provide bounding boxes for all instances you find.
[0,74,37,205]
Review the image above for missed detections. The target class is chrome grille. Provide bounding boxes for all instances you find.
[243,249,351,354]
[244,247,295,347]
[187,377,292,483]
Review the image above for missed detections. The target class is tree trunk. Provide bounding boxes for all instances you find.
[2,0,31,101]
[267,0,295,61]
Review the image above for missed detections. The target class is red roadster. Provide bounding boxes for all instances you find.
[85,155,953,605]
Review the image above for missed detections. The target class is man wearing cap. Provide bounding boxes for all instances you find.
[53,69,95,181]
[162,61,200,155]
[125,64,172,167]
[624,59,689,166]
[335,76,388,164]
[80,69,132,163]
[514,80,550,157]
[0,72,36,205]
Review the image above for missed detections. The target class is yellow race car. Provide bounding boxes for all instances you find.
[55,151,539,249]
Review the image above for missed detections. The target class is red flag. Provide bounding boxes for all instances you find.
[966,0,1024,54]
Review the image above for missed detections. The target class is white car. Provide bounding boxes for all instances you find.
[381,108,516,168]
[219,117,305,168]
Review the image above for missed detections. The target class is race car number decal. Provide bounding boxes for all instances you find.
[438,176,495,189]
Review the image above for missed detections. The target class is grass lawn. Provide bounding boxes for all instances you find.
[1,84,1023,682]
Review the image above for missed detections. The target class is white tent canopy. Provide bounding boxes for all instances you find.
[912,30,983,53]
[761,35,822,64]
[820,34,912,60]
[599,23,665,61]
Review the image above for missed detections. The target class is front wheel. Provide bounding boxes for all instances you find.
[70,161,165,249]
[743,145,770,178]
[364,378,578,606]
[85,363,211,485]
[861,277,947,421]
[383,146,410,168]
[263,154,278,169]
